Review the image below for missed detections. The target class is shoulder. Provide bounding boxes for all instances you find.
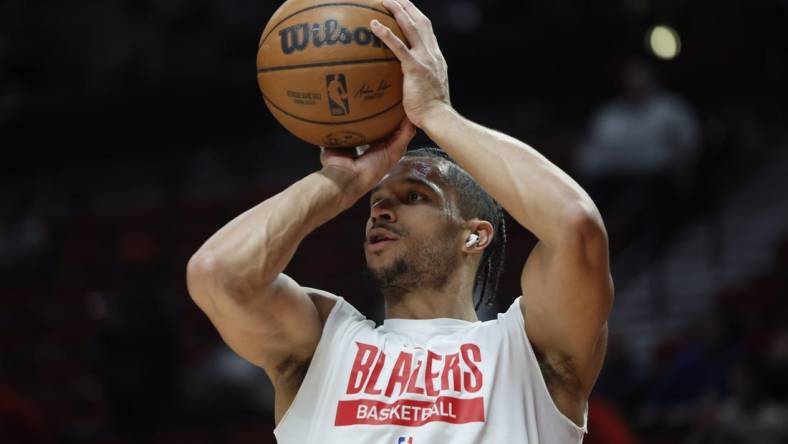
[497,295,526,326]
[301,287,369,329]
[301,287,339,326]
[468,297,525,340]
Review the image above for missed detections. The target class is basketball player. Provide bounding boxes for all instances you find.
[186,0,613,442]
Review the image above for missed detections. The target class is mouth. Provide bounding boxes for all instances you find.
[367,238,397,252]
[367,227,400,251]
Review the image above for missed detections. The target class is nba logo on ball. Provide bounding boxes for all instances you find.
[326,74,350,116]
[397,437,413,444]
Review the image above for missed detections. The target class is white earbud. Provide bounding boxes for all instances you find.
[465,233,479,247]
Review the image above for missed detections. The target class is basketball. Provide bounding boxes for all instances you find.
[256,0,406,148]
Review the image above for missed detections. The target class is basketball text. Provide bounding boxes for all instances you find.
[334,342,486,426]
[279,19,384,55]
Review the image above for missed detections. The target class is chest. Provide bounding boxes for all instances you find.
[321,330,512,428]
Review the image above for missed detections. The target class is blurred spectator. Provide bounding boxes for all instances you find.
[576,57,700,187]
[574,57,700,252]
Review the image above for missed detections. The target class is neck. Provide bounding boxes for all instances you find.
[382,271,479,322]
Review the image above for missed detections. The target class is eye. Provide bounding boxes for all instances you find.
[407,191,424,202]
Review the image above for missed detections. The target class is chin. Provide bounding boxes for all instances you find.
[364,253,386,269]
[365,249,398,268]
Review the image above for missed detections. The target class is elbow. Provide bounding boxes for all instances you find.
[187,252,219,279]
[186,253,222,303]
[187,252,217,278]
[558,205,615,314]
[559,203,611,279]
[568,203,614,302]
[565,201,607,243]
[186,253,242,295]
[186,252,272,306]
[186,253,250,311]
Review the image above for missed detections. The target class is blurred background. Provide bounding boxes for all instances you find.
[2,0,787,443]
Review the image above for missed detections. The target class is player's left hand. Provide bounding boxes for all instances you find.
[320,117,417,207]
[371,0,451,129]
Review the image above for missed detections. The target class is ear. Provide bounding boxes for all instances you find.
[462,219,495,253]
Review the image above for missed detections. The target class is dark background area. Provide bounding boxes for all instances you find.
[1,0,787,443]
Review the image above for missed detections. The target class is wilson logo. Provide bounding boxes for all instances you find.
[279,19,384,55]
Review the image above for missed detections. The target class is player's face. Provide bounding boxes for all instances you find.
[364,158,465,292]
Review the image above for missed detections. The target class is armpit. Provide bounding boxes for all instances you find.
[276,354,312,390]
[534,346,583,399]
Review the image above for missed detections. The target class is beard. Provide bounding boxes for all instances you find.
[365,224,462,299]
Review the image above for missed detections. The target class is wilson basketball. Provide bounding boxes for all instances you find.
[256,0,406,148]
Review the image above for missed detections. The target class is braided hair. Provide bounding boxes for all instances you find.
[402,147,507,311]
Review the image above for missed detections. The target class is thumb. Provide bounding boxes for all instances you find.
[361,117,417,163]
[385,118,418,156]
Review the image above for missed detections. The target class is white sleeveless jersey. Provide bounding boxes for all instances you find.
[274,296,587,444]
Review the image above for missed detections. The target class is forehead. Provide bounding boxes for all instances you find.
[374,157,451,193]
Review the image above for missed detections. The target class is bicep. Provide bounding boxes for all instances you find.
[187,265,324,384]
[520,219,613,391]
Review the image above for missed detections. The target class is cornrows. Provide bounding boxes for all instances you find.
[403,147,507,311]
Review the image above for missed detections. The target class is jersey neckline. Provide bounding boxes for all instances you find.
[382,317,482,332]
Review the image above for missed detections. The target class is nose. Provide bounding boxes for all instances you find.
[370,198,396,224]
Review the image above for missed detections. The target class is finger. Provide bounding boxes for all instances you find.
[396,0,433,33]
[367,118,416,161]
[388,0,439,50]
[394,117,417,141]
[370,20,414,64]
[381,0,423,50]
[391,117,417,149]
[392,118,417,159]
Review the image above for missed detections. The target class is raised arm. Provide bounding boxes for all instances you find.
[185,119,415,421]
[372,0,613,426]
[423,110,613,424]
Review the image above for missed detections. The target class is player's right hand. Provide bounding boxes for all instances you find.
[320,117,416,206]
[371,0,451,130]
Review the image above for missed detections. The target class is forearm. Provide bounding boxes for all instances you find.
[192,167,354,290]
[422,106,602,243]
